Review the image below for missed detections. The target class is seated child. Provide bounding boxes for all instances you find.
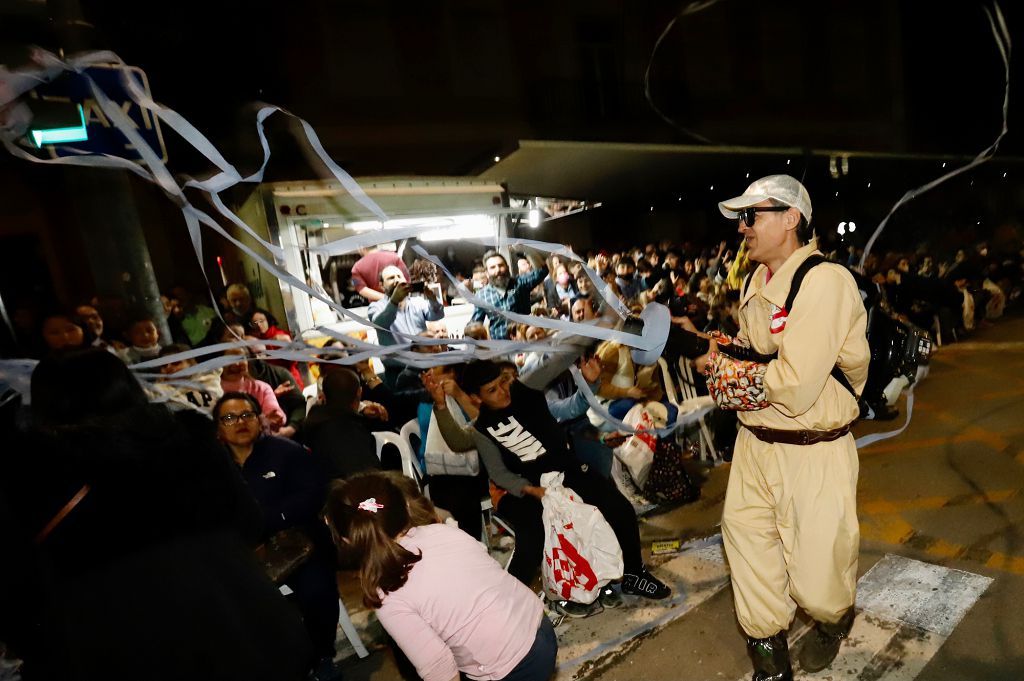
[147,343,223,414]
[118,317,163,365]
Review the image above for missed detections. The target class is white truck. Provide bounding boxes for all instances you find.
[229,177,514,344]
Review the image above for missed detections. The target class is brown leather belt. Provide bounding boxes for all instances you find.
[742,423,853,446]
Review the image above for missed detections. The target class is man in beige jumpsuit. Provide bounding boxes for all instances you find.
[698,175,869,681]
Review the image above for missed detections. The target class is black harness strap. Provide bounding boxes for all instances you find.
[784,255,828,312]
[784,255,858,400]
[733,255,859,400]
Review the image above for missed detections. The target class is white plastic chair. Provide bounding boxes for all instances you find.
[398,419,428,495]
[413,415,501,549]
[301,382,320,416]
[398,419,423,470]
[478,496,516,571]
[491,511,516,572]
[336,598,369,658]
[674,357,702,401]
[661,358,720,463]
[373,430,424,490]
[658,357,681,406]
[282,585,368,659]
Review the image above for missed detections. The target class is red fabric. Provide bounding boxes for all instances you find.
[257,327,305,389]
[259,325,290,341]
[280,363,304,389]
[350,251,410,293]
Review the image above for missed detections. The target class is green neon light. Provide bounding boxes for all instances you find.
[31,104,88,147]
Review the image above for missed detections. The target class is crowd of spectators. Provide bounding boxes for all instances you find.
[1,227,1022,681]
[465,238,1021,348]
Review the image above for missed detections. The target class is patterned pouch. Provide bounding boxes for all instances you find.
[703,351,769,411]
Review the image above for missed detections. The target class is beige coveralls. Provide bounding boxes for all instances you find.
[722,242,870,640]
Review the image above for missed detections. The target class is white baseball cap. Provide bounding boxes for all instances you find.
[718,174,812,225]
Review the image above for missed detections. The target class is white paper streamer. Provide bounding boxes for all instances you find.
[568,365,715,437]
[411,244,662,351]
[859,2,1010,266]
[643,0,724,144]
[2,10,1010,446]
[1,48,663,373]
[850,2,1010,448]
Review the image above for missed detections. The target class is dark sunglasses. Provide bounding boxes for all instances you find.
[736,206,790,228]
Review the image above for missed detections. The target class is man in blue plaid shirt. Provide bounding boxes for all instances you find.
[470,250,548,340]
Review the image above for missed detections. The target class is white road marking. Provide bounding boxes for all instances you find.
[792,554,992,680]
[797,614,942,681]
[855,554,993,637]
[557,547,992,681]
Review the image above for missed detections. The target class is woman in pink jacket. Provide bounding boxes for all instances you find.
[325,472,557,681]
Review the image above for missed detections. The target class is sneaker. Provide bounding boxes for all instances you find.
[622,568,671,599]
[551,598,603,619]
[598,584,624,609]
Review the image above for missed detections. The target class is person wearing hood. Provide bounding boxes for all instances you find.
[368,266,445,345]
[3,349,315,681]
[368,265,445,387]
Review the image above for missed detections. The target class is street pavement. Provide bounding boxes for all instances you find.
[342,312,1024,681]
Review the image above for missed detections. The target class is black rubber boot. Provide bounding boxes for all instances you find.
[798,607,856,673]
[746,632,793,681]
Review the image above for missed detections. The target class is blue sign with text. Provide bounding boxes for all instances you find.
[31,64,168,164]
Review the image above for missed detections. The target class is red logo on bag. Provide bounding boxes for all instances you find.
[769,304,788,334]
[633,412,659,450]
[549,533,598,600]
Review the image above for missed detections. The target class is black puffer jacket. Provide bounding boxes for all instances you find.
[302,403,381,480]
[0,405,314,681]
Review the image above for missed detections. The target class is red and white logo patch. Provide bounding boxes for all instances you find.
[769,304,788,334]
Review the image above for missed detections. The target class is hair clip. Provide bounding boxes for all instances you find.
[357,497,384,513]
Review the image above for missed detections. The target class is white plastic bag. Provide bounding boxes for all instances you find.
[423,397,480,476]
[612,402,665,487]
[539,471,624,604]
[609,457,657,516]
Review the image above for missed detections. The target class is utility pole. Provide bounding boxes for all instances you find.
[46,0,172,341]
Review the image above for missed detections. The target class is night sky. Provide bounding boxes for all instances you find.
[2,1,1013,167]
[1,0,1021,254]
